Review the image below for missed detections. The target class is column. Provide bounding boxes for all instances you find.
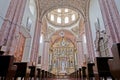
[49,53,52,65]
[41,42,45,70]
[98,0,120,55]
[44,40,49,71]
[30,20,41,64]
[76,39,84,68]
[0,0,27,55]
[74,52,78,66]
[84,17,95,62]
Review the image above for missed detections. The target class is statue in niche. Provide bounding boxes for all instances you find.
[61,61,66,73]
[62,62,65,71]
[94,18,110,57]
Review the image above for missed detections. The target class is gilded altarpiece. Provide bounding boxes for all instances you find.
[49,37,77,75]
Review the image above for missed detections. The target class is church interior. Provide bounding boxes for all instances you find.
[0,0,120,80]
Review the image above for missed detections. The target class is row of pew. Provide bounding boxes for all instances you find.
[0,43,120,80]
[69,43,120,80]
[0,52,55,80]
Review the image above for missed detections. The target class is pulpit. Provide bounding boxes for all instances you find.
[108,43,120,79]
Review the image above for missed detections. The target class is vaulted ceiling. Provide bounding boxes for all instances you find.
[35,0,90,20]
[35,0,89,45]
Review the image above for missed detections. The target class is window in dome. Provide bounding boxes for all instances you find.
[65,17,69,23]
[72,14,75,21]
[57,17,61,23]
[51,14,54,21]
[57,9,61,13]
[40,34,43,43]
[65,8,68,12]
[83,34,86,43]
[29,5,35,15]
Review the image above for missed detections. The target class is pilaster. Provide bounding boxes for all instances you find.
[30,20,41,64]
[76,39,84,68]
[84,17,95,62]
[0,0,27,55]
[98,0,120,56]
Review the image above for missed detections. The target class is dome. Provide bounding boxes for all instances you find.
[47,8,79,27]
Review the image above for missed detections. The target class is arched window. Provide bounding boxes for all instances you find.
[26,17,32,31]
[40,34,43,43]
[65,17,69,23]
[72,14,75,21]
[65,8,68,12]
[114,0,120,14]
[57,17,61,23]
[29,0,35,15]
[57,9,61,13]
[51,14,54,21]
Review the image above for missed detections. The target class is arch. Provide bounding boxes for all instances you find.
[40,5,85,21]
[50,29,76,48]
[29,0,36,16]
[52,36,75,48]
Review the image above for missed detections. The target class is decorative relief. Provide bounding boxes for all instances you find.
[94,19,110,57]
[71,26,79,36]
[47,26,55,38]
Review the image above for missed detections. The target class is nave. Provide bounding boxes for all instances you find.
[0,0,120,80]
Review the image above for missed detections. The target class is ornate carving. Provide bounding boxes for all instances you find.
[47,26,55,38]
[36,0,88,19]
[71,26,79,36]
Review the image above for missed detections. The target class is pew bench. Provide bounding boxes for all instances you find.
[0,55,17,80]
[108,43,120,79]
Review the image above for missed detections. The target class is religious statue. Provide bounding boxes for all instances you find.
[62,62,65,71]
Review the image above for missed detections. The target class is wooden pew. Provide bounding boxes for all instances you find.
[0,51,4,55]
[96,57,114,80]
[87,63,95,80]
[14,62,28,80]
[41,70,45,79]
[29,66,36,80]
[36,68,41,79]
[108,43,120,79]
[82,66,87,79]
[78,68,81,79]
[0,55,17,80]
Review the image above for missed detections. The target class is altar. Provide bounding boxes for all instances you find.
[49,34,77,75]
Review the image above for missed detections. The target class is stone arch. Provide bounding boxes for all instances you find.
[49,29,77,48]
[40,5,85,21]
[35,0,89,21]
